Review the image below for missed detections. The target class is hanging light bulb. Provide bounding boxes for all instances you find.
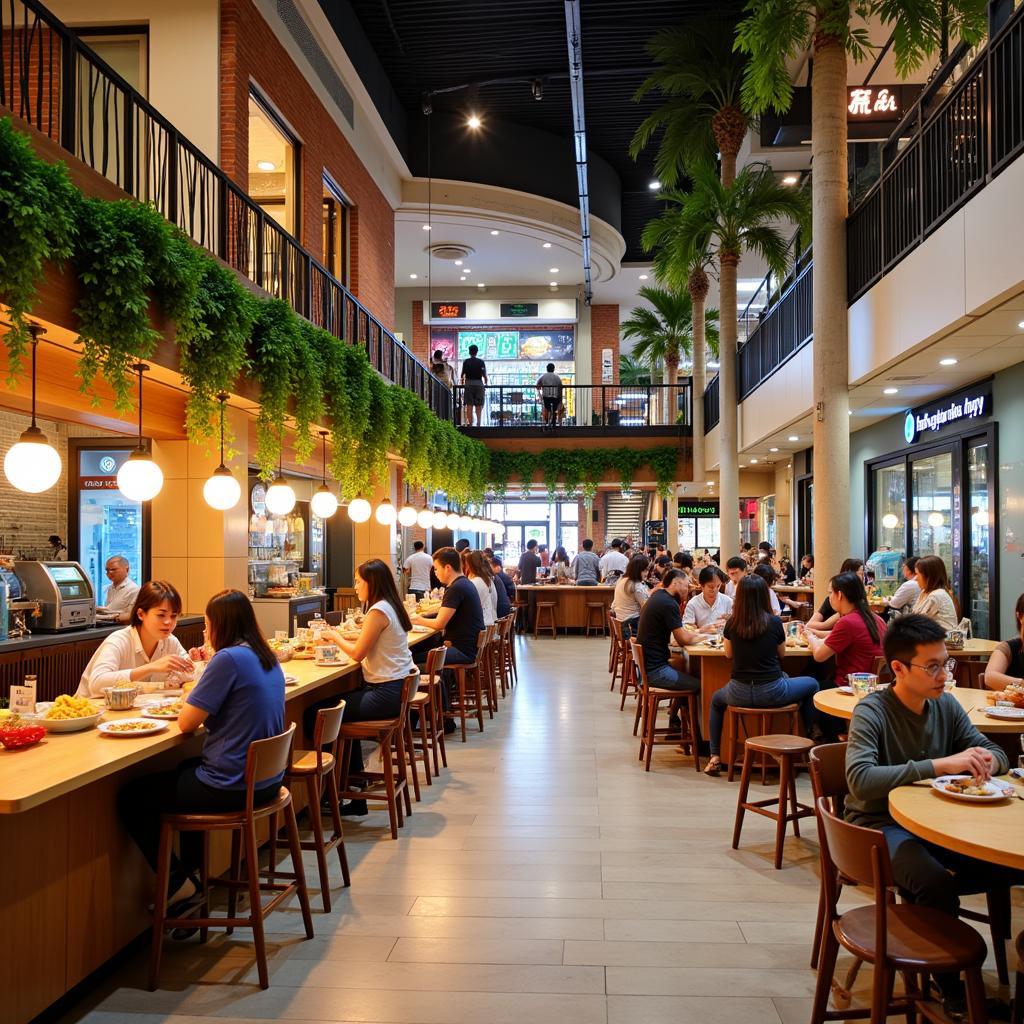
[398,503,418,527]
[417,508,434,529]
[203,393,242,510]
[264,431,296,515]
[432,509,448,530]
[376,498,397,525]
[117,363,164,502]
[348,496,372,522]
[927,511,945,528]
[3,324,62,493]
[445,511,461,530]
[881,513,899,530]
[310,430,338,519]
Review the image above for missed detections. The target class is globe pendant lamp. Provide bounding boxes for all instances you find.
[117,363,164,502]
[3,324,62,494]
[431,509,447,530]
[264,435,296,516]
[348,495,372,522]
[416,508,434,529]
[445,511,461,530]
[310,430,338,519]
[398,494,418,528]
[202,393,242,510]
[376,498,397,525]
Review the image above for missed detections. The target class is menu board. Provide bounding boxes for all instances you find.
[457,331,520,359]
[432,329,576,362]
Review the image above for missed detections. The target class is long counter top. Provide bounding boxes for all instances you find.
[0,615,205,654]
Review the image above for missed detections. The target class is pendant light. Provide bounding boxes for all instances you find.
[375,498,397,525]
[348,495,372,522]
[431,509,447,530]
[445,511,461,530]
[310,430,338,519]
[3,324,62,494]
[416,507,434,529]
[117,363,164,502]
[202,392,242,510]
[264,433,296,516]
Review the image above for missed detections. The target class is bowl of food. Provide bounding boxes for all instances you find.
[37,695,104,732]
[268,637,293,662]
[0,716,47,750]
[103,684,140,709]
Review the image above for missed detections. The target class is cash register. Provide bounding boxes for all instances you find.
[14,560,96,631]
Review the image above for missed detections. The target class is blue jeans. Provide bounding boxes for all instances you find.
[619,617,639,640]
[709,675,819,755]
[646,662,701,693]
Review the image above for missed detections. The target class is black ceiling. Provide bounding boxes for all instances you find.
[321,0,743,261]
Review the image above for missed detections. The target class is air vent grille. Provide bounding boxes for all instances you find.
[429,243,475,261]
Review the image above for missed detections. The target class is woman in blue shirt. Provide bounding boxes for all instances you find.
[119,589,285,913]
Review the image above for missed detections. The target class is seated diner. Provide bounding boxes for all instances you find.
[571,538,601,585]
[95,555,140,623]
[462,549,499,626]
[911,554,959,632]
[804,558,865,637]
[611,553,650,639]
[984,592,1024,690]
[635,569,705,705]
[682,566,733,630]
[804,571,887,687]
[885,555,921,619]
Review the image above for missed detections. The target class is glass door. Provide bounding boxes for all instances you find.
[910,450,954,579]
[966,439,991,637]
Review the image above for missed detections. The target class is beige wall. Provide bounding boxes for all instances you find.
[47,0,220,162]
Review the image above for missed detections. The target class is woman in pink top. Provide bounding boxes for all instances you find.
[805,571,886,685]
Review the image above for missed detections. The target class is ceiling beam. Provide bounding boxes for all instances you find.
[563,0,592,305]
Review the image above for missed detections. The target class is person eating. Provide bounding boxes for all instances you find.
[76,580,193,697]
[984,593,1024,690]
[95,555,140,623]
[462,549,499,625]
[682,566,733,631]
[571,538,601,586]
[724,556,747,598]
[752,562,785,616]
[805,571,886,687]
[804,558,865,637]
[911,555,959,632]
[886,555,921,619]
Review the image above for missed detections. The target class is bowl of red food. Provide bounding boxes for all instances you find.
[0,717,47,750]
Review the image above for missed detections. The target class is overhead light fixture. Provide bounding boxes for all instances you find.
[3,324,61,494]
[463,268,471,274]
[422,224,432,231]
[781,174,799,186]
[750,458,759,464]
[310,430,339,519]
[398,500,418,527]
[788,435,799,441]
[927,511,945,528]
[117,363,164,502]
[256,160,276,172]
[375,498,397,525]
[477,282,486,288]
[416,508,434,529]
[549,268,559,273]
[882,513,900,529]
[883,387,899,395]
[1017,320,1024,330]
[542,242,552,248]
[409,273,418,279]
[848,409,854,416]
[490,229,500,236]
[445,511,461,530]
[203,393,242,510]
[454,260,463,266]
[347,496,372,522]
[264,435,296,516]
[939,357,958,366]
[639,274,649,281]
[466,113,482,129]
[549,281,558,287]
[648,180,660,190]
[431,509,447,530]
[460,276,466,281]
[769,447,779,453]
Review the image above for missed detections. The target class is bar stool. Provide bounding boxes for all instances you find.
[270,702,350,913]
[414,646,448,779]
[512,594,529,633]
[630,639,701,772]
[504,610,519,684]
[585,601,606,637]
[608,613,623,689]
[492,614,513,698]
[731,733,815,869]
[725,703,801,782]
[148,723,313,990]
[447,630,491,741]
[337,670,419,839]
[534,600,557,638]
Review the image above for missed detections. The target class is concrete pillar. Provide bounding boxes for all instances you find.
[666,490,679,554]
[717,253,740,559]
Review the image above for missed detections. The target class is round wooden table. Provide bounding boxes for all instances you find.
[889,777,1024,872]
[814,685,1024,734]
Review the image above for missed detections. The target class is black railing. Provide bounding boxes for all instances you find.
[454,383,692,431]
[703,376,719,433]
[0,0,451,420]
[848,4,1024,301]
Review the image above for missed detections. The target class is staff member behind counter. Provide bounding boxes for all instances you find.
[75,580,195,697]
[95,555,140,623]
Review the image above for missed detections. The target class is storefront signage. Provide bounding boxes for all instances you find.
[500,302,539,318]
[429,328,576,362]
[847,87,898,118]
[904,381,993,444]
[601,348,613,383]
[430,302,466,319]
[679,501,718,516]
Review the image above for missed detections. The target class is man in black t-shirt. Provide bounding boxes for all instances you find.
[460,344,488,426]
[518,539,541,585]
[637,569,704,695]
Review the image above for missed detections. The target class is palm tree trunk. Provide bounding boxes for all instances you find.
[810,30,850,610]
[717,251,740,555]
[665,353,679,427]
[690,293,706,484]
[720,149,737,189]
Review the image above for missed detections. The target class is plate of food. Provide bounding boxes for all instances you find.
[985,705,1024,720]
[141,699,184,720]
[35,695,105,732]
[931,775,1014,802]
[290,641,316,660]
[98,718,169,737]
[836,685,855,695]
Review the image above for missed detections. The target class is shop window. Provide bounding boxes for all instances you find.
[248,90,299,236]
[322,174,349,286]
[679,517,697,551]
[967,442,991,637]
[910,451,953,580]
[696,517,720,550]
[873,462,906,554]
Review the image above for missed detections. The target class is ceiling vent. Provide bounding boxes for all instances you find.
[887,374,926,381]
[428,243,475,261]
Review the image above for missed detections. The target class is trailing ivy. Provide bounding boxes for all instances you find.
[647,445,681,498]
[250,300,301,479]
[0,118,79,380]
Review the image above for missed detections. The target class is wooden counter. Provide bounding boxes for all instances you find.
[0,629,437,1024]
[515,584,614,633]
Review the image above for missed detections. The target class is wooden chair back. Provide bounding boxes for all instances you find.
[476,626,492,657]
[313,700,346,749]
[246,722,296,812]
[815,795,894,902]
[809,742,848,814]
[629,638,648,688]
[425,645,448,683]
[401,669,421,713]
[609,613,624,644]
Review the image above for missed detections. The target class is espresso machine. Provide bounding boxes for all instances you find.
[13,560,96,632]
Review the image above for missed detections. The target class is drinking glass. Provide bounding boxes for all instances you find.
[943,658,958,692]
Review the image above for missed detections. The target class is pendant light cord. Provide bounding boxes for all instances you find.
[320,430,329,485]
[29,331,39,429]
[217,392,227,468]
[132,362,148,452]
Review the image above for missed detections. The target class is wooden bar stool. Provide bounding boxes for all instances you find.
[270,702,351,913]
[725,703,801,782]
[608,613,623,690]
[504,610,519,684]
[414,646,448,779]
[731,733,815,869]
[447,630,491,741]
[534,600,557,638]
[490,614,513,699]
[149,723,313,990]
[337,670,419,838]
[630,640,702,772]
[512,595,529,633]
[585,601,606,637]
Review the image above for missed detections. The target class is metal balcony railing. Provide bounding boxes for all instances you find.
[454,383,692,431]
[0,0,451,420]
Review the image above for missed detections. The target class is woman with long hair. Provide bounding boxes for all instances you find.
[550,545,572,582]
[320,559,416,815]
[805,558,865,637]
[703,575,818,777]
[985,593,1024,690]
[911,555,959,631]
[77,580,193,696]
[611,554,650,639]
[805,572,887,687]
[119,589,285,915]
[462,549,498,625]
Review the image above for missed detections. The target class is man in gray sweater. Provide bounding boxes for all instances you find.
[846,614,1022,1016]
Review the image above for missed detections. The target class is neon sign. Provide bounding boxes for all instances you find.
[848,87,898,117]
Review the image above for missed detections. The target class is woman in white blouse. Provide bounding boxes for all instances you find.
[911,555,959,632]
[76,580,193,696]
[462,549,498,626]
[612,554,650,638]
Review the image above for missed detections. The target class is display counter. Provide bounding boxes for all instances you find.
[515,584,615,632]
[251,594,328,637]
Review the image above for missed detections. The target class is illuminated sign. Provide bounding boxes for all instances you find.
[430,302,466,319]
[847,87,898,118]
[905,381,992,444]
[500,302,539,318]
[679,502,718,516]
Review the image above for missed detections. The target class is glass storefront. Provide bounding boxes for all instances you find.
[486,500,579,562]
[967,441,991,637]
[911,452,953,575]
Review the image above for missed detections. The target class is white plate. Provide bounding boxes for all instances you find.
[931,775,1014,802]
[411,625,433,634]
[98,718,169,737]
[284,674,299,687]
[141,702,182,720]
[836,685,855,695]
[314,658,347,667]
[985,706,1024,720]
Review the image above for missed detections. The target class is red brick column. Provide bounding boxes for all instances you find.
[411,301,430,363]
[590,304,620,418]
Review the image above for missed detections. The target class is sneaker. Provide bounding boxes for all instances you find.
[443,720,458,735]
[339,799,368,817]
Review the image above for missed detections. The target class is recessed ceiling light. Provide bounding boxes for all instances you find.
[639,274,648,280]
[1017,319,1024,329]
[542,242,552,248]
[463,267,471,273]
[549,281,558,287]
[750,458,759,464]
[466,114,482,130]
[939,357,958,366]
[739,464,746,468]
[848,410,854,415]
[883,387,899,395]
[549,268,559,273]
[706,480,713,486]
[422,224,432,231]
[460,276,466,281]
[769,447,779,452]
[490,229,500,236]
[477,282,485,288]
[256,160,276,172]
[781,174,798,185]
[788,435,799,441]
[454,259,463,266]
[648,180,660,190]
[409,273,417,279]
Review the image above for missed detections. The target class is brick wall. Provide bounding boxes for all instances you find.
[578,493,608,546]
[590,303,619,413]
[411,301,429,363]
[219,0,396,326]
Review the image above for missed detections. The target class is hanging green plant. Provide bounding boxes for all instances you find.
[0,118,78,381]
[537,449,569,503]
[250,299,300,479]
[292,322,324,465]
[647,445,681,498]
[607,448,644,494]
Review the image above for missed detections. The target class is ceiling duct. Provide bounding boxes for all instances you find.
[428,243,475,261]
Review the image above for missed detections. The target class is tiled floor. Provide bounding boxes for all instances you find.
[61,636,1008,1024]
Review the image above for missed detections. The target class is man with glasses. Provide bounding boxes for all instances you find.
[845,614,1021,1019]
[96,555,139,623]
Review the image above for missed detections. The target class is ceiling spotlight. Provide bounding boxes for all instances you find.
[422,224,432,231]
[549,268,559,273]
[1017,320,1024,330]
[409,273,418,279]
[788,435,799,441]
[848,409,854,415]
[467,113,482,130]
[781,174,799,185]
[769,447,779,452]
[490,229,500,236]
[939,357,958,366]
[477,282,485,288]
[549,281,558,287]
[750,458,759,464]
[648,180,660,190]
[463,267,471,273]
[256,160,276,172]
[454,259,463,266]
[542,242,552,248]
[460,276,466,281]
[639,274,648,280]
[531,78,544,101]
[883,387,899,395]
